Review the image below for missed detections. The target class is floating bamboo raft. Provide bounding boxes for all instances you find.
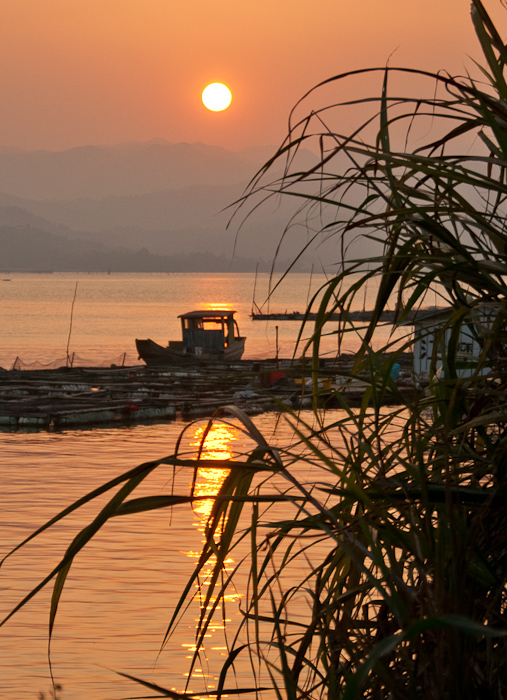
[0,353,415,431]
[250,307,442,323]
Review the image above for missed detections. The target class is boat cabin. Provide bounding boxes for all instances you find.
[412,303,502,380]
[136,308,246,365]
[177,310,240,355]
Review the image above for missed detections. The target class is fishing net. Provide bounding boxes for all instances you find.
[10,352,138,371]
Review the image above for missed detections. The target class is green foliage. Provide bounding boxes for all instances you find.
[231,1,507,695]
[5,2,507,699]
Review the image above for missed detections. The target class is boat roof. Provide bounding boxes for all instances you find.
[409,301,503,326]
[410,307,451,324]
[178,309,237,319]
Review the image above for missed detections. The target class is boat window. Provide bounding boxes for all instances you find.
[182,314,235,336]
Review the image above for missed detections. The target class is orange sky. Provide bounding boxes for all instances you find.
[1,0,507,152]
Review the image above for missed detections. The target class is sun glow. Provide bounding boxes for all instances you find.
[189,422,237,521]
[201,83,232,112]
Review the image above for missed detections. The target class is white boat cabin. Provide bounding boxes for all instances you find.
[413,304,500,379]
[178,310,240,355]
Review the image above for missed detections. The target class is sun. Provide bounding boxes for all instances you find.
[202,83,232,112]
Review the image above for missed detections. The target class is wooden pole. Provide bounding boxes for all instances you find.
[66,282,78,366]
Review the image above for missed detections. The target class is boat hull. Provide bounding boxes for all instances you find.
[136,338,246,366]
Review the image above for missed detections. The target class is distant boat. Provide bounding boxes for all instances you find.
[136,309,246,366]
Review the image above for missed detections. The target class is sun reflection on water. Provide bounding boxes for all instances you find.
[181,420,242,691]
[189,421,237,522]
[197,302,234,311]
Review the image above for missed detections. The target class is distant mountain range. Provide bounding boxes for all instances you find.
[0,140,280,199]
[0,140,353,272]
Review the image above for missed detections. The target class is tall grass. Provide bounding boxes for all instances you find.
[3,1,507,698]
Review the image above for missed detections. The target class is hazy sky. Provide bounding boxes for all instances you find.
[2,0,507,152]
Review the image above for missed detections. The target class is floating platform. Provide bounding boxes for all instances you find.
[0,353,415,431]
[250,307,443,323]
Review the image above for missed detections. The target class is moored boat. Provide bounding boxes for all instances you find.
[136,309,246,366]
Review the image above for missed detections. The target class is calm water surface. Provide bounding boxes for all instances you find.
[0,272,409,698]
[0,412,336,699]
[0,271,410,368]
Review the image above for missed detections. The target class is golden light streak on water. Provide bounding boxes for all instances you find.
[200,302,234,310]
[189,421,237,522]
[179,420,243,691]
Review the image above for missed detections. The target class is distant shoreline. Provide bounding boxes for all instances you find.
[251,307,443,324]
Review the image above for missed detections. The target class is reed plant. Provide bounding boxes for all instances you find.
[3,1,507,698]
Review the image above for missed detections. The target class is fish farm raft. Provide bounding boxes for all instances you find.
[0,354,415,431]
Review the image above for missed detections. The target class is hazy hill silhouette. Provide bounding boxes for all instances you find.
[0,140,298,200]
[0,141,352,272]
[0,224,272,273]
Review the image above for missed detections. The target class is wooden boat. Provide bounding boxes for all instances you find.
[136,309,246,366]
